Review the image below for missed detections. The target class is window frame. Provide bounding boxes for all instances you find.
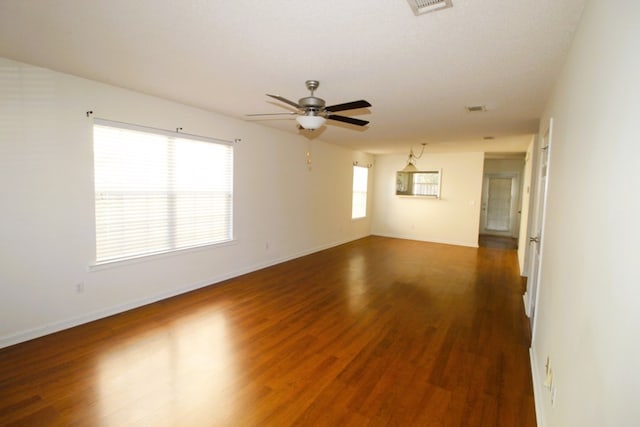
[92,118,234,265]
[352,165,369,219]
[396,169,442,198]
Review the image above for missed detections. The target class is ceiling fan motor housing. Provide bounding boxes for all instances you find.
[298,96,325,114]
[299,80,325,115]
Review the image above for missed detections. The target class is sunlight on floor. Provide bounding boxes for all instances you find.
[97,310,237,425]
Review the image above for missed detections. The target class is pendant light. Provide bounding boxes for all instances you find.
[402,143,426,171]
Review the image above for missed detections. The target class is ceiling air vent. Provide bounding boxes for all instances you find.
[407,0,453,16]
[465,105,487,112]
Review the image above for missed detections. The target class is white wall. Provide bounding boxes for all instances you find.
[531,0,640,425]
[0,57,373,347]
[371,152,484,247]
[483,158,525,175]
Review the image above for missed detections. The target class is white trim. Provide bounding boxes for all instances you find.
[88,239,238,271]
[0,236,362,349]
[530,347,545,427]
[523,292,531,317]
[530,117,554,342]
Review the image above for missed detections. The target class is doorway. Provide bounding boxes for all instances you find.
[480,173,521,237]
[526,119,553,337]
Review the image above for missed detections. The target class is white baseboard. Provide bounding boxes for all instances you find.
[523,292,531,317]
[0,274,232,349]
[530,347,545,427]
[0,236,361,349]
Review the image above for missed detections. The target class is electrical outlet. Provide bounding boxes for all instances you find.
[75,282,85,293]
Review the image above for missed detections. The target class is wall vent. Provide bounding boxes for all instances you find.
[465,105,487,112]
[407,0,453,16]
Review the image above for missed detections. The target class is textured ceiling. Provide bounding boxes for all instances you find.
[0,0,585,154]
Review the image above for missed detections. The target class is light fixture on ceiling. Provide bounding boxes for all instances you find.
[402,143,427,172]
[295,114,326,130]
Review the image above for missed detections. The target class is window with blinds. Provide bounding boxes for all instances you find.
[352,165,368,219]
[412,171,440,197]
[93,119,233,264]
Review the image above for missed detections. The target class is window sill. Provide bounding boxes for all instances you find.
[88,239,238,272]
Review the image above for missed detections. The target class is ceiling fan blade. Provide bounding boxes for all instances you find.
[327,115,370,126]
[267,94,301,109]
[325,100,371,112]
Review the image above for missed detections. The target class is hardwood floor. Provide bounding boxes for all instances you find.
[0,236,536,426]
[478,235,519,250]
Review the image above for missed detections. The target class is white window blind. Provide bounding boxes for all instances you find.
[352,165,368,219]
[412,171,440,197]
[93,119,233,264]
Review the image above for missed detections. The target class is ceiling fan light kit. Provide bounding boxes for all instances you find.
[296,115,326,130]
[249,80,371,131]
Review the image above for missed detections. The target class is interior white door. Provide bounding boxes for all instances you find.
[480,173,519,236]
[527,119,553,339]
[487,177,512,231]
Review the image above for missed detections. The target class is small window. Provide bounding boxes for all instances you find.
[412,171,440,196]
[93,119,233,264]
[352,165,368,219]
[396,170,441,198]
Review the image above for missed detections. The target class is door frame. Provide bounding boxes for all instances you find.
[525,117,553,341]
[480,173,521,237]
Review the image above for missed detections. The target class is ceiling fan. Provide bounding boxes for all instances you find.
[247,80,371,130]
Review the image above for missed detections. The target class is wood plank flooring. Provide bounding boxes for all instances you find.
[478,235,519,250]
[0,236,536,426]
